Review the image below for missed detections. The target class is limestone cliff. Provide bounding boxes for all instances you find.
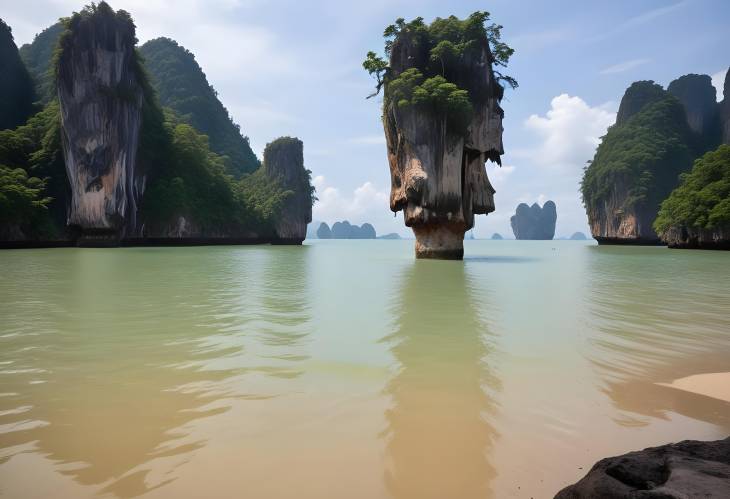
[263,137,313,244]
[510,201,556,240]
[57,3,144,241]
[667,74,720,143]
[582,82,695,245]
[381,16,506,259]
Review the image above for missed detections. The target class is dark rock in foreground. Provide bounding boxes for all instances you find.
[555,437,730,499]
[511,201,557,240]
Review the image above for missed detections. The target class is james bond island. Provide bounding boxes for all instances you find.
[364,12,515,259]
[1,2,730,499]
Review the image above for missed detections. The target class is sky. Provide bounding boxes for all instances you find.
[2,0,729,238]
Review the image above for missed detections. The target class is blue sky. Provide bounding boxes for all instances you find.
[2,0,729,237]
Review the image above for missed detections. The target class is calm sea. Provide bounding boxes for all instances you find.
[1,240,729,498]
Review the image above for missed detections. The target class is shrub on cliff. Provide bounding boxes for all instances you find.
[363,12,516,134]
[581,95,694,220]
[654,144,730,235]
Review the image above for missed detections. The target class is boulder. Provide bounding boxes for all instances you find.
[555,437,730,499]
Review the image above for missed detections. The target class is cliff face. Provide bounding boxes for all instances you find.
[722,69,730,145]
[0,19,35,130]
[583,82,696,245]
[510,201,556,240]
[384,32,504,259]
[57,4,144,240]
[667,74,719,139]
[264,137,312,243]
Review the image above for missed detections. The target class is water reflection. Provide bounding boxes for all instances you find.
[583,246,730,430]
[0,246,313,498]
[382,261,500,499]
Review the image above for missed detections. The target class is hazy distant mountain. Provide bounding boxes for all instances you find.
[491,233,503,240]
[378,233,401,239]
[318,221,376,239]
[139,37,260,177]
[18,21,63,105]
[569,231,588,240]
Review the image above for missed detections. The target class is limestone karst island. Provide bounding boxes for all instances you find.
[0,2,729,499]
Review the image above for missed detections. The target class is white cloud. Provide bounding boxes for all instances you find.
[599,58,651,75]
[312,176,396,230]
[712,68,727,102]
[522,94,616,172]
[312,175,407,236]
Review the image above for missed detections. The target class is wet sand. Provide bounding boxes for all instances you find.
[658,372,730,403]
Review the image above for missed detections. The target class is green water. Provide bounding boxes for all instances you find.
[0,240,729,498]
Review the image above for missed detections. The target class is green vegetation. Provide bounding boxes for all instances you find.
[0,166,51,237]
[139,37,259,178]
[654,144,730,234]
[18,22,64,105]
[0,102,66,236]
[363,12,515,133]
[581,95,694,215]
[0,19,36,130]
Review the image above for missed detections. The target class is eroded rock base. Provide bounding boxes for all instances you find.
[413,225,465,260]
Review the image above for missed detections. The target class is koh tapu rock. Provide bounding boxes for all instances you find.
[365,13,514,259]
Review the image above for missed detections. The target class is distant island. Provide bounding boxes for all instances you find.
[316,221,376,239]
[491,233,503,240]
[510,201,557,240]
[570,232,588,240]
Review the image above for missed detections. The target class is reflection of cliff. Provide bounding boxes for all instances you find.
[0,247,312,498]
[582,247,730,431]
[383,262,500,499]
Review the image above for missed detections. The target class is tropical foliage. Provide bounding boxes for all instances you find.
[363,12,516,133]
[654,144,730,234]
